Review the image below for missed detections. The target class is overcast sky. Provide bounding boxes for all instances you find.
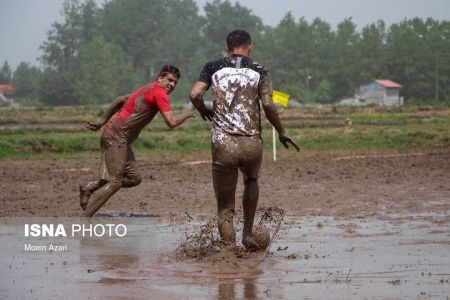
[1,0,449,68]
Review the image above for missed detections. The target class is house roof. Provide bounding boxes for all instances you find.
[0,84,16,94]
[375,80,402,88]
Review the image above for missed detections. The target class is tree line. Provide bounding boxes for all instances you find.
[1,0,449,106]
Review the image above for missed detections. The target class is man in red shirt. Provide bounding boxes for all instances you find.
[80,65,193,217]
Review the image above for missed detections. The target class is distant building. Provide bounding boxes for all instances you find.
[0,84,17,107]
[340,79,403,106]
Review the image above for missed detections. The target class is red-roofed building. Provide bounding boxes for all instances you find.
[374,80,402,89]
[344,79,403,106]
[0,84,15,94]
[0,84,16,107]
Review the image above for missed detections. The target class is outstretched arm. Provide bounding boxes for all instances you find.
[190,81,213,121]
[85,94,130,131]
[261,94,300,152]
[160,109,194,129]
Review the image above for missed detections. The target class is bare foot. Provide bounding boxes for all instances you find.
[242,235,261,252]
[242,227,271,252]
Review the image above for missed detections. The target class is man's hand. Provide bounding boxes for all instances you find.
[200,106,214,121]
[161,109,195,128]
[85,121,104,131]
[279,134,300,152]
[181,109,195,120]
[190,81,212,121]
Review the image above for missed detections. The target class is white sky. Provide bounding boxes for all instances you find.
[0,0,449,68]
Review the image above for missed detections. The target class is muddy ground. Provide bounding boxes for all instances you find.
[1,150,449,220]
[1,150,450,299]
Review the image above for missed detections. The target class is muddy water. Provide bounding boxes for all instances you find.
[1,210,449,299]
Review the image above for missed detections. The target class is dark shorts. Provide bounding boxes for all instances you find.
[212,134,262,181]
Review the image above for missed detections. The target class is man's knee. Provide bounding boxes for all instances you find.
[122,174,142,188]
[135,174,142,185]
[130,173,142,186]
[108,179,123,190]
[243,176,258,185]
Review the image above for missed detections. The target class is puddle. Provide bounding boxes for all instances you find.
[1,212,449,299]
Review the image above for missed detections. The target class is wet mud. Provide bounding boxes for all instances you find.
[1,151,449,219]
[1,210,449,299]
[176,208,283,262]
[1,151,450,298]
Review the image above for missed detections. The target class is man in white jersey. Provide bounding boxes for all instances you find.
[190,29,299,251]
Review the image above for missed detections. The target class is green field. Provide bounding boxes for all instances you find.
[0,105,449,159]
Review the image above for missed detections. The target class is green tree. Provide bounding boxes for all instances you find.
[40,0,98,68]
[39,68,78,105]
[329,18,361,100]
[431,20,450,101]
[313,79,333,103]
[255,15,334,103]
[39,0,100,105]
[13,62,42,104]
[386,18,437,101]
[358,20,387,83]
[202,0,263,58]
[0,61,13,84]
[74,37,138,105]
[258,13,308,101]
[101,0,204,100]
[34,0,450,105]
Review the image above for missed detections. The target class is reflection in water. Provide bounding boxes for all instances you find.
[217,264,263,300]
[79,237,140,279]
[218,282,235,299]
[2,213,450,299]
[218,278,259,300]
[96,255,139,271]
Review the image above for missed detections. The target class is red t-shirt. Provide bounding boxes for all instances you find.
[104,82,172,143]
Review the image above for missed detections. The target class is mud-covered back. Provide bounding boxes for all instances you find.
[198,55,273,137]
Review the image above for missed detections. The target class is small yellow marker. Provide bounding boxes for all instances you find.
[271,90,290,161]
[272,90,290,108]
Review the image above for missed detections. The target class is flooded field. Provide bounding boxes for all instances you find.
[0,149,449,299]
[1,209,449,299]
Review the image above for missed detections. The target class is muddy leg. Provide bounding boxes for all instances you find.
[83,179,107,193]
[213,163,238,245]
[122,151,142,188]
[242,177,259,247]
[81,180,122,217]
[80,179,107,210]
[121,174,142,188]
[240,137,263,251]
[81,139,127,217]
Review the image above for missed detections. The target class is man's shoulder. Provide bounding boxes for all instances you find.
[203,57,227,70]
[199,58,228,83]
[128,84,151,100]
[244,58,270,74]
[143,83,167,100]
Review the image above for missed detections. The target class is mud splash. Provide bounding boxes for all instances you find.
[175,207,285,262]
[1,207,450,299]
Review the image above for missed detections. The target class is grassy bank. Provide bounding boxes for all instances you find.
[0,106,449,159]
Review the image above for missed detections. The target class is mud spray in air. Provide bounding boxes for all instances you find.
[175,207,285,262]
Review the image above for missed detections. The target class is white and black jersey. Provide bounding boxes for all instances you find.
[198,54,273,141]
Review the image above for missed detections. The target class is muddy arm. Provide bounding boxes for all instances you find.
[160,110,194,129]
[261,94,300,151]
[190,81,213,121]
[85,94,130,131]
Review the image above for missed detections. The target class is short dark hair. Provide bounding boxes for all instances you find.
[158,65,181,79]
[226,29,252,50]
